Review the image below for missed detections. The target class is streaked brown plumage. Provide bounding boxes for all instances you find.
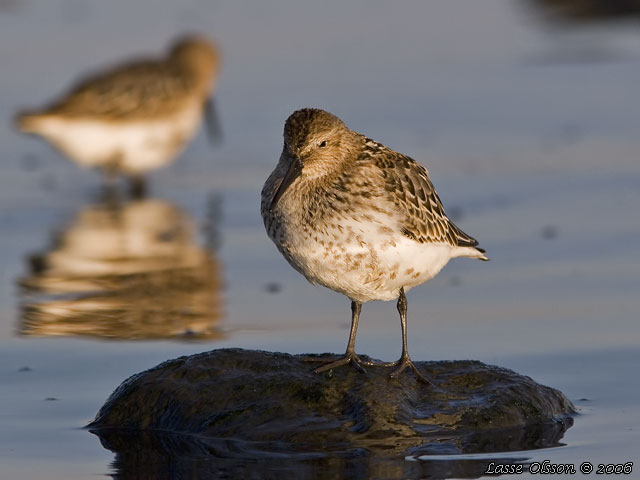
[262,108,487,382]
[38,37,219,120]
[364,138,481,248]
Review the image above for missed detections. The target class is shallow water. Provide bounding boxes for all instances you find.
[1,0,639,478]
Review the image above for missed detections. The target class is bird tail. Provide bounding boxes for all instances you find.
[452,244,489,261]
[14,111,50,133]
[452,225,489,261]
[473,246,490,261]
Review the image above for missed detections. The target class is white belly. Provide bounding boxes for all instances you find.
[282,215,454,303]
[32,103,203,174]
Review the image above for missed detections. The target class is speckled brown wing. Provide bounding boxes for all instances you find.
[47,61,192,119]
[365,139,479,248]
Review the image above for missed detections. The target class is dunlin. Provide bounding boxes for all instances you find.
[261,108,488,383]
[15,35,220,193]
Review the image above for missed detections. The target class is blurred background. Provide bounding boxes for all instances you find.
[0,0,639,478]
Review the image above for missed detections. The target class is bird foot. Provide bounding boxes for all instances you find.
[388,355,434,385]
[303,353,434,384]
[308,353,368,375]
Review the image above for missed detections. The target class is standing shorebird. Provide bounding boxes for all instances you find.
[15,35,221,194]
[261,108,488,383]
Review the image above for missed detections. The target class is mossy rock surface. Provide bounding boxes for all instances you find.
[89,348,574,478]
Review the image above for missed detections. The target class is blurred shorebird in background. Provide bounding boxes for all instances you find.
[15,35,222,196]
[262,108,488,383]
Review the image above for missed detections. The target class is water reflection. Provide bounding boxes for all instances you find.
[18,194,224,340]
[92,418,571,480]
[520,0,640,65]
[524,0,640,24]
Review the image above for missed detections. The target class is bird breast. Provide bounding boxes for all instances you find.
[269,198,453,302]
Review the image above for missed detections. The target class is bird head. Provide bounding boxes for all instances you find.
[170,35,221,94]
[271,108,360,210]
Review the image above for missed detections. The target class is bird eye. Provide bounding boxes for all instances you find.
[319,140,327,148]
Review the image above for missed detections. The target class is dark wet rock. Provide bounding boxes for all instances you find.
[89,348,574,479]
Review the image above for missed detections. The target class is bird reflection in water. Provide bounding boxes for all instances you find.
[519,0,640,66]
[14,34,222,196]
[18,194,224,340]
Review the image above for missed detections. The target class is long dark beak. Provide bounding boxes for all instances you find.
[270,158,302,211]
[204,97,223,145]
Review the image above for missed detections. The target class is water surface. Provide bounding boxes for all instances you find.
[1,1,639,478]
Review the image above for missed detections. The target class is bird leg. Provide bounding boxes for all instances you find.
[101,164,119,198]
[129,175,147,199]
[387,288,433,385]
[313,301,368,374]
[204,96,223,145]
